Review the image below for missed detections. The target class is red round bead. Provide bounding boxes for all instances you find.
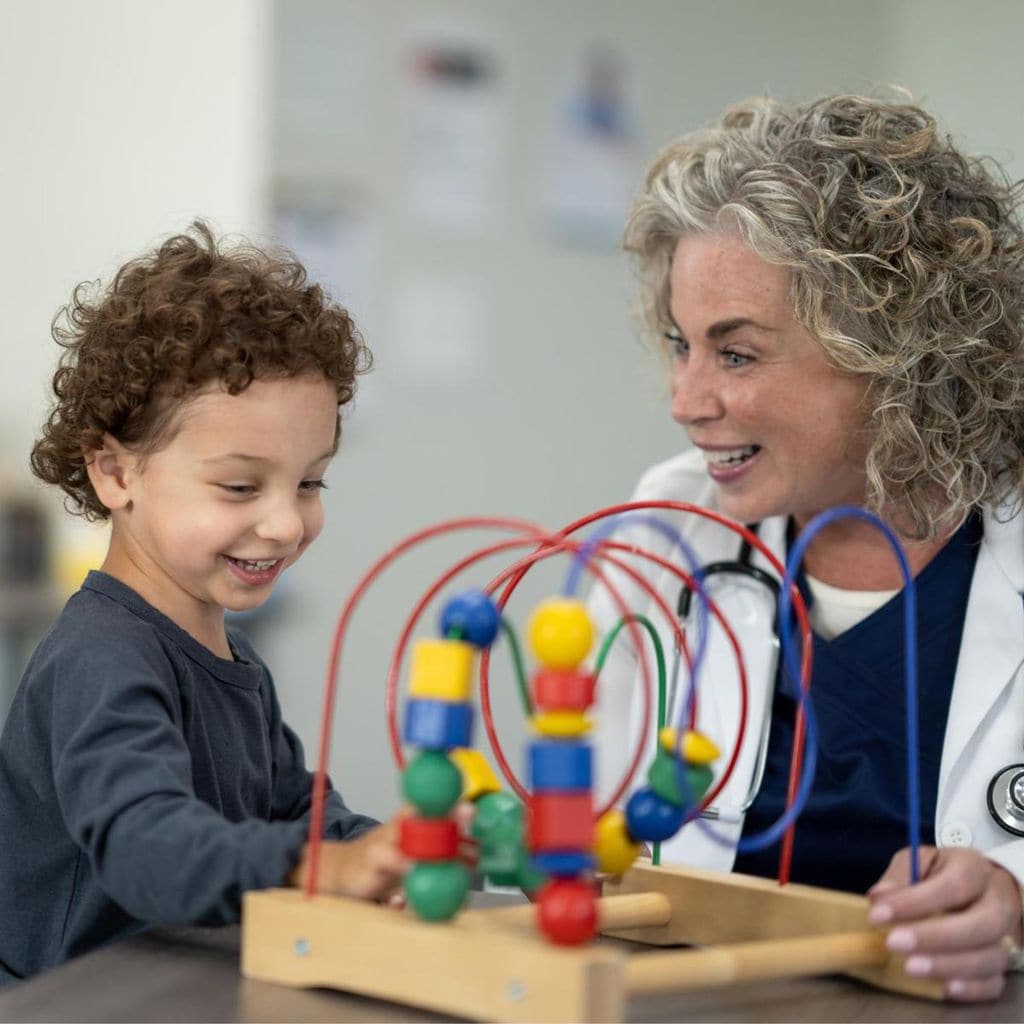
[399,816,460,860]
[536,878,598,946]
[532,669,597,712]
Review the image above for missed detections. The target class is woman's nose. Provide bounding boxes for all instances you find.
[670,359,724,425]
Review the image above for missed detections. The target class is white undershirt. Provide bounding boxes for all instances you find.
[804,574,900,641]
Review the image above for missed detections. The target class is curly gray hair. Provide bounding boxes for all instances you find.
[625,94,1024,539]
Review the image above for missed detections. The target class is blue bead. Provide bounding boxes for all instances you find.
[439,590,501,648]
[531,849,595,877]
[403,698,474,750]
[529,741,593,791]
[625,787,685,842]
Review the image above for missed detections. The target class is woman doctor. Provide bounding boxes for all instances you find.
[590,94,1024,1002]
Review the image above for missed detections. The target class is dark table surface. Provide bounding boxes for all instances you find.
[1,919,1022,1023]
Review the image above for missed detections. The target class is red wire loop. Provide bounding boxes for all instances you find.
[304,504,812,897]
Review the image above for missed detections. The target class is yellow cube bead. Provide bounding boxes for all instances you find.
[595,809,642,875]
[527,598,595,669]
[449,747,501,801]
[658,727,720,765]
[408,638,476,703]
[531,710,592,738]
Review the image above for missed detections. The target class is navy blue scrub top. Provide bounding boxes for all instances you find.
[731,512,983,894]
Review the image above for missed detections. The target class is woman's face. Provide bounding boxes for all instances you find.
[667,233,873,528]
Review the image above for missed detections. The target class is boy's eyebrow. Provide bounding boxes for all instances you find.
[203,450,336,466]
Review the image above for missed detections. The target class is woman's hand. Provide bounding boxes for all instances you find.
[867,846,1023,1001]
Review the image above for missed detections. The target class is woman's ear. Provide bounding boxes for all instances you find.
[84,434,136,513]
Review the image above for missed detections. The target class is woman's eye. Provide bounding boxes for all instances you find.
[722,350,752,368]
[664,329,688,357]
[299,479,328,493]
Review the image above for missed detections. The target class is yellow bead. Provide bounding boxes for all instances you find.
[527,598,595,669]
[449,747,501,801]
[531,710,592,738]
[408,638,476,703]
[658,727,720,765]
[595,809,641,875]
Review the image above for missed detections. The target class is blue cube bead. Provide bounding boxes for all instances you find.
[403,698,474,750]
[528,740,592,791]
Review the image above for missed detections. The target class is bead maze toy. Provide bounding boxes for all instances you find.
[241,502,943,1021]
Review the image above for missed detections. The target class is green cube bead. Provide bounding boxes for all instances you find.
[647,749,713,808]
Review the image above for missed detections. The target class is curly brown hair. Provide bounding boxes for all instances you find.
[31,220,371,520]
[626,94,1024,539]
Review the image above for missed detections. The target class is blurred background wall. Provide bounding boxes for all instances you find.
[1,0,1022,821]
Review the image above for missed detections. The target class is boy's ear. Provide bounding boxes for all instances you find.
[84,434,137,512]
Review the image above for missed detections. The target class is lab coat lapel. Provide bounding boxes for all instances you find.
[937,505,1024,808]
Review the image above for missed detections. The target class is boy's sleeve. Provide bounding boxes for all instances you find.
[49,639,313,926]
[263,678,379,839]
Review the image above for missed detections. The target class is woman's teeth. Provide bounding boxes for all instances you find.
[703,445,760,467]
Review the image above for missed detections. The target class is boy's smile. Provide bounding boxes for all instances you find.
[94,375,338,658]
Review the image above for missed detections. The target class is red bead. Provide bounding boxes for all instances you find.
[528,791,593,851]
[536,878,598,946]
[532,669,597,712]
[399,816,460,860]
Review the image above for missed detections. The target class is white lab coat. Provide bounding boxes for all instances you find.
[589,448,1024,890]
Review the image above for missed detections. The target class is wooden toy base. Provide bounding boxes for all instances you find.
[241,862,943,1022]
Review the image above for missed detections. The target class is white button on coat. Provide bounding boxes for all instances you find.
[939,822,973,847]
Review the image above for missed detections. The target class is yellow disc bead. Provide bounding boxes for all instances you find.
[595,809,642,875]
[449,747,501,801]
[527,598,595,669]
[658,727,720,765]
[531,710,592,738]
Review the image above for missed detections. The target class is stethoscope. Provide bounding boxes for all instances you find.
[668,525,781,824]
[669,525,1024,838]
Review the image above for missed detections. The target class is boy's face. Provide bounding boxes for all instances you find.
[103,374,338,649]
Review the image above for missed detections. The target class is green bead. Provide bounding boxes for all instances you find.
[404,860,470,921]
[471,790,523,840]
[514,850,547,896]
[472,791,528,886]
[647,749,713,808]
[402,750,462,817]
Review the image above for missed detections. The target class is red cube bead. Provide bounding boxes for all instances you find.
[400,816,460,861]
[532,669,597,712]
[528,791,593,851]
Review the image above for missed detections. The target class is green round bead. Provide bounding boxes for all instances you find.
[404,860,470,921]
[471,790,522,839]
[401,750,462,817]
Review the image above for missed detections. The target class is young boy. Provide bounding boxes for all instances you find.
[0,222,406,985]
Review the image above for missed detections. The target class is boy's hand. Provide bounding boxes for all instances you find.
[288,817,408,903]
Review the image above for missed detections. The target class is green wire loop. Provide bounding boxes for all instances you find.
[499,616,534,717]
[595,613,670,867]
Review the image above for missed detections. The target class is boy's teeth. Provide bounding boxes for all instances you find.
[703,445,759,466]
[239,559,277,571]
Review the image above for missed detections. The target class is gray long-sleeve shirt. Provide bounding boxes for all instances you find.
[0,571,376,984]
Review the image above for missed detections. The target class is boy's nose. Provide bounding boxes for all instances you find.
[255,500,305,548]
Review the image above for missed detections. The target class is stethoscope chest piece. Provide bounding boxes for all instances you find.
[987,763,1024,837]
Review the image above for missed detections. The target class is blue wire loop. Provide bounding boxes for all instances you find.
[780,506,920,882]
[566,506,920,885]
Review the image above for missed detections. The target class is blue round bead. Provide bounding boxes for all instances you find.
[625,787,685,842]
[439,590,501,648]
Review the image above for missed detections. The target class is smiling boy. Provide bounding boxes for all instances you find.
[0,222,405,985]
